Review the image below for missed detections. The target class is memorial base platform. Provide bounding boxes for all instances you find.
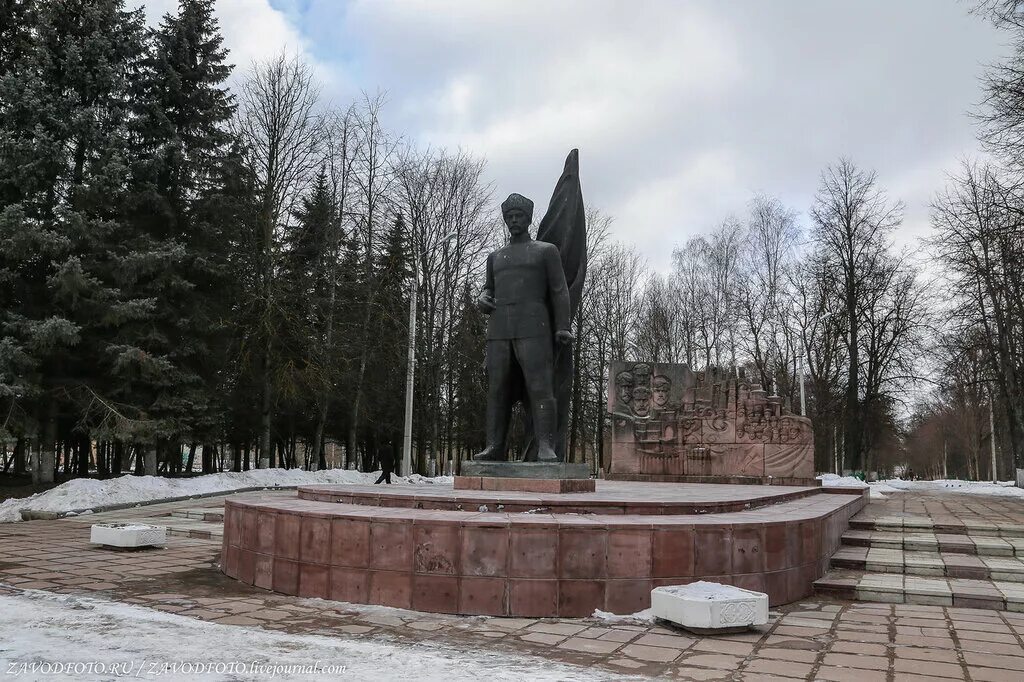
[221,481,867,617]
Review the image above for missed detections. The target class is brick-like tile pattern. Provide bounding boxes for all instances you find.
[453,476,596,493]
[222,486,865,617]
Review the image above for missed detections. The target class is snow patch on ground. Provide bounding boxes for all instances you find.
[817,473,891,499]
[817,474,1024,500]
[877,478,1024,497]
[592,608,656,625]
[0,588,622,681]
[0,469,453,524]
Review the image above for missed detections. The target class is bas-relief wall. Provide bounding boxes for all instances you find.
[607,362,814,479]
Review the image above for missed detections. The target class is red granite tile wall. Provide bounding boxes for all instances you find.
[221,490,866,617]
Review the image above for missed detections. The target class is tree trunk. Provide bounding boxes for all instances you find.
[14,438,25,476]
[347,352,368,472]
[844,294,862,472]
[112,442,123,476]
[144,445,157,476]
[259,337,273,469]
[36,399,57,484]
[569,327,583,463]
[76,438,89,476]
[185,442,197,474]
[96,441,108,477]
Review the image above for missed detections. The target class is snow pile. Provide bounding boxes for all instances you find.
[817,473,891,500]
[0,468,453,524]
[656,580,756,599]
[592,608,657,624]
[878,478,1024,498]
[817,473,868,488]
[0,589,623,681]
[817,474,1024,500]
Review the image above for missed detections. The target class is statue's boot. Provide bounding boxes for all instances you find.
[473,397,509,461]
[472,446,505,462]
[533,398,559,462]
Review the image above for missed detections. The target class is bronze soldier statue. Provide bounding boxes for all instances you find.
[473,193,573,462]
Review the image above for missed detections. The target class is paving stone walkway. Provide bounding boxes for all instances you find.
[1,489,1024,680]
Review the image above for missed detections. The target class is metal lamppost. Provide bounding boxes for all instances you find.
[401,268,418,478]
[989,381,998,484]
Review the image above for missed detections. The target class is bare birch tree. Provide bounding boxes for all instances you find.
[234,52,325,468]
[810,158,903,473]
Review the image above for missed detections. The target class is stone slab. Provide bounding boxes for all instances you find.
[605,473,822,487]
[650,581,769,633]
[454,476,596,493]
[460,461,591,480]
[89,523,166,548]
[298,480,829,515]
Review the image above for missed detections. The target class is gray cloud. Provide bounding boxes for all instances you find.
[269,0,1005,270]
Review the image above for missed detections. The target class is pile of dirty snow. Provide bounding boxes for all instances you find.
[817,473,893,500]
[592,608,656,624]
[0,468,452,523]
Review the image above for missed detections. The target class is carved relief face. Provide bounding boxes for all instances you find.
[632,387,652,417]
[651,375,671,407]
[632,363,651,387]
[615,371,634,404]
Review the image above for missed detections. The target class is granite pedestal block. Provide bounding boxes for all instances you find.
[454,476,595,493]
[650,581,769,634]
[90,523,166,549]
[222,482,867,617]
[460,461,591,480]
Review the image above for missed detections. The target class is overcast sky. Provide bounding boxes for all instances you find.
[140,0,1009,272]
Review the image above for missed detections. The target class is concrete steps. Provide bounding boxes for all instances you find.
[114,513,224,540]
[849,515,1024,538]
[816,515,1024,612]
[831,546,1024,581]
[840,528,1024,556]
[815,569,1024,611]
[170,507,225,523]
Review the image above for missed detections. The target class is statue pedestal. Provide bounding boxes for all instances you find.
[456,461,595,493]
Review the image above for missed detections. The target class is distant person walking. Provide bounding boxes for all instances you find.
[374,441,394,485]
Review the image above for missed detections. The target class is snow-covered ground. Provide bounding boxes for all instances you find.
[0,469,452,524]
[0,589,623,681]
[876,478,1024,498]
[7,468,1024,525]
[818,473,1024,500]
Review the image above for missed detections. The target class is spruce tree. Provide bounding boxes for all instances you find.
[0,0,146,480]
[364,214,412,469]
[283,168,340,469]
[0,1,34,76]
[122,0,237,471]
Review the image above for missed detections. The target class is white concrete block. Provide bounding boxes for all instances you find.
[650,581,768,633]
[90,523,166,548]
